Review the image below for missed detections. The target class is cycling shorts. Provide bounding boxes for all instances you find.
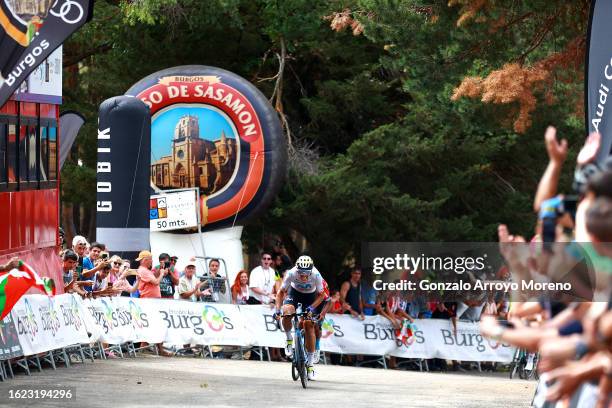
[283,287,317,309]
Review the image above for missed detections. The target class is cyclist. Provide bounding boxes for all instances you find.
[274,255,326,381]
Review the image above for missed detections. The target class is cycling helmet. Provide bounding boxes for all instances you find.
[295,255,313,273]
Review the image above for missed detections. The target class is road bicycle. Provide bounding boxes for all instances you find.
[281,303,313,389]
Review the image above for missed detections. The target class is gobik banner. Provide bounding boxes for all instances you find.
[0,0,94,106]
[586,0,612,163]
[11,294,89,355]
[96,96,152,257]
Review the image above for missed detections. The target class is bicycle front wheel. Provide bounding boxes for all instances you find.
[295,331,308,388]
[291,360,299,381]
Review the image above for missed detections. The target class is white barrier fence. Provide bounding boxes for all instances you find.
[4,294,515,363]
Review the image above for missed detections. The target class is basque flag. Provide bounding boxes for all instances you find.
[0,261,55,320]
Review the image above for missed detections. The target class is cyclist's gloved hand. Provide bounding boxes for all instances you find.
[273,310,281,320]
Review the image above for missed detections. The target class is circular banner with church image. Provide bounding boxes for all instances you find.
[126,66,286,231]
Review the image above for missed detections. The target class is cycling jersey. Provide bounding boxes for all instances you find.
[281,266,324,294]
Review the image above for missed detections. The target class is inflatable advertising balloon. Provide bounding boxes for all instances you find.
[95,66,286,279]
[125,65,286,231]
[96,96,152,260]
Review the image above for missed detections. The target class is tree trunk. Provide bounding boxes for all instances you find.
[61,202,76,246]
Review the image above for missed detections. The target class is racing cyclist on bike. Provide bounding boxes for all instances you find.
[274,255,326,380]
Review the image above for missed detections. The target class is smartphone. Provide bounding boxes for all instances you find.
[101,253,109,260]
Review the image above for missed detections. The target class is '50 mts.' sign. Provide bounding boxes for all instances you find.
[149,190,198,231]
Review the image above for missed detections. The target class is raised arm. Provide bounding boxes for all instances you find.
[533,126,567,212]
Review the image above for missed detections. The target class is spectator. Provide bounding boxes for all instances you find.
[328,290,344,314]
[477,128,612,407]
[273,251,292,276]
[153,253,178,300]
[107,255,123,286]
[136,250,161,299]
[200,258,226,302]
[71,235,92,280]
[82,241,109,281]
[112,260,139,296]
[135,250,171,356]
[58,227,66,250]
[385,288,414,336]
[91,263,110,292]
[340,268,365,320]
[170,255,179,275]
[361,278,378,316]
[249,251,276,305]
[231,270,250,304]
[62,249,86,296]
[406,291,430,319]
[178,260,205,302]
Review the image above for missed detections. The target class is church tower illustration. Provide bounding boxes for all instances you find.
[151,114,237,194]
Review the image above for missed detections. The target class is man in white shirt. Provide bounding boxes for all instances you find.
[178,260,206,302]
[249,252,277,305]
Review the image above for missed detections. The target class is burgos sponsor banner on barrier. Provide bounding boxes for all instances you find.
[8,297,513,362]
[83,297,134,344]
[82,296,166,345]
[319,314,429,358]
[239,305,286,348]
[12,294,89,355]
[154,300,248,346]
[319,314,513,362]
[390,319,514,363]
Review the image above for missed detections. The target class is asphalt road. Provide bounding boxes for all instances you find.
[0,356,536,408]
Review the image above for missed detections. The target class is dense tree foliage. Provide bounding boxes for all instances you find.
[62,0,590,286]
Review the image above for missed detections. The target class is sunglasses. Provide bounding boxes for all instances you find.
[113,262,122,266]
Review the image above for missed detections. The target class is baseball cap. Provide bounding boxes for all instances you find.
[135,250,152,261]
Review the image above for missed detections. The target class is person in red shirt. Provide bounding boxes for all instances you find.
[135,250,171,356]
[136,250,162,299]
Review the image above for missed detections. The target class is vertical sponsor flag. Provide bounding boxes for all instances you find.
[59,110,85,169]
[586,0,612,163]
[0,261,55,320]
[0,0,95,106]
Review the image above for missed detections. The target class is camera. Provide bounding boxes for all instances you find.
[101,252,109,260]
[539,195,578,245]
